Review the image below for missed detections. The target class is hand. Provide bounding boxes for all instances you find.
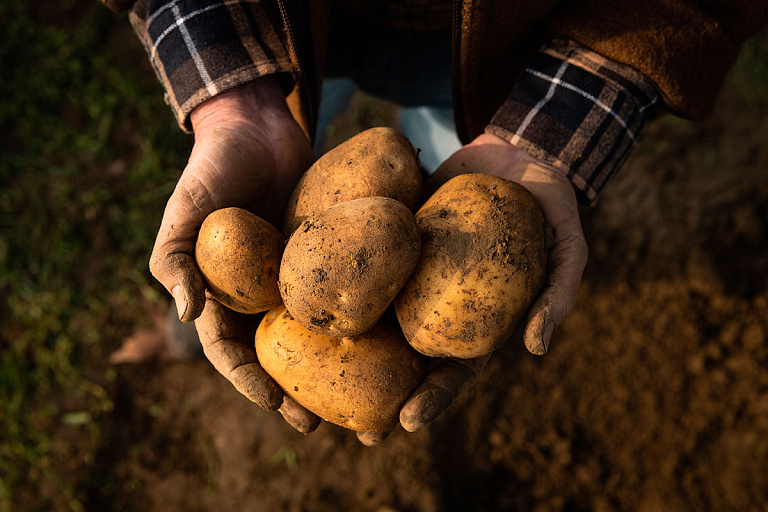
[149,77,316,412]
[357,132,588,445]
[426,132,588,354]
[355,355,491,446]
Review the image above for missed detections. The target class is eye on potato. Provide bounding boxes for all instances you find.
[255,304,426,433]
[194,207,284,314]
[279,196,421,337]
[283,127,422,236]
[394,173,548,359]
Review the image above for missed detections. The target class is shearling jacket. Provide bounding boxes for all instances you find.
[103,0,767,203]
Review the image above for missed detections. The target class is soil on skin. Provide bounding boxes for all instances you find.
[88,87,768,511]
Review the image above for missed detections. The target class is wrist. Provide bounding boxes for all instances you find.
[190,76,290,134]
[470,132,569,181]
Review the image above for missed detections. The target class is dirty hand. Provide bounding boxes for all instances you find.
[149,77,315,412]
[357,132,588,445]
[425,132,588,354]
[355,355,491,446]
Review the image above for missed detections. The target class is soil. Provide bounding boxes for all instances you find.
[90,87,768,511]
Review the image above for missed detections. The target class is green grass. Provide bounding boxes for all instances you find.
[727,30,768,107]
[0,2,189,510]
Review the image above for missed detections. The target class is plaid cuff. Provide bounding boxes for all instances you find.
[129,0,293,132]
[486,40,659,205]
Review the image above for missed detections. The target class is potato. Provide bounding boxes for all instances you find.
[394,173,548,359]
[279,197,421,337]
[283,127,422,236]
[195,207,283,314]
[255,305,426,433]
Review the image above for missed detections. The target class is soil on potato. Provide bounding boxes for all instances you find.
[90,87,768,511]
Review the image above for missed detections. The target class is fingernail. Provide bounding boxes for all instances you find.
[171,285,188,321]
[401,389,452,432]
[265,380,283,411]
[543,321,555,352]
[251,380,283,411]
[279,404,320,434]
[357,431,390,447]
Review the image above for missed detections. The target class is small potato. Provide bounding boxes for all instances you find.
[279,197,420,337]
[195,207,284,314]
[394,173,548,359]
[283,127,422,236]
[255,305,426,433]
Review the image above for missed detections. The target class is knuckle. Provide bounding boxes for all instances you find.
[148,251,165,277]
[550,232,589,269]
[178,175,216,218]
[542,283,577,321]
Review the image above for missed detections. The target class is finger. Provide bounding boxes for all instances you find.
[108,328,167,365]
[196,298,283,410]
[356,431,391,447]
[150,173,216,322]
[523,214,588,355]
[400,355,490,432]
[279,396,321,434]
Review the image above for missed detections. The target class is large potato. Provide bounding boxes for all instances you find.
[195,207,283,314]
[283,127,422,236]
[255,305,426,433]
[394,173,548,359]
[280,196,420,337]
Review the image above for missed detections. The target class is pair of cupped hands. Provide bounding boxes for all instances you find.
[150,77,587,446]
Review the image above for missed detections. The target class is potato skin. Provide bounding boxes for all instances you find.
[280,197,421,337]
[394,173,548,359]
[195,207,284,314]
[255,305,426,433]
[283,127,422,236]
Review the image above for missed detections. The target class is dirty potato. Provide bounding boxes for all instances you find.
[279,197,420,337]
[394,173,548,358]
[283,127,422,236]
[195,207,284,314]
[255,305,426,433]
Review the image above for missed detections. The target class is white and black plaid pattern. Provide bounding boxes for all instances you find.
[487,40,659,205]
[129,3,659,203]
[130,0,292,131]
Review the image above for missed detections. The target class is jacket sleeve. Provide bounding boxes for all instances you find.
[115,0,293,132]
[488,1,768,204]
[546,0,768,121]
[486,40,660,205]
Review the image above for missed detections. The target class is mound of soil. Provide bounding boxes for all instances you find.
[90,88,768,511]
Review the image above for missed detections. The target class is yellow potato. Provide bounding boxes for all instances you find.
[255,305,426,433]
[283,127,422,236]
[195,207,283,314]
[394,173,548,358]
[279,197,420,337]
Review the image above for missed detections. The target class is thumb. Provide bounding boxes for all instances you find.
[400,355,490,432]
[524,214,588,354]
[149,173,214,322]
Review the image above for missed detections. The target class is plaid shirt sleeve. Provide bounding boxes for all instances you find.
[486,40,660,205]
[128,0,293,132]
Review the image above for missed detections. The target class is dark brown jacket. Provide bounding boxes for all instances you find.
[104,0,766,201]
[104,0,767,141]
[265,0,767,143]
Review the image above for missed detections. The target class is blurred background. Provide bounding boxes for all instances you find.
[1,2,767,511]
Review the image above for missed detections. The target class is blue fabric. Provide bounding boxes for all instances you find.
[398,106,462,174]
[314,78,357,155]
[317,31,461,173]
